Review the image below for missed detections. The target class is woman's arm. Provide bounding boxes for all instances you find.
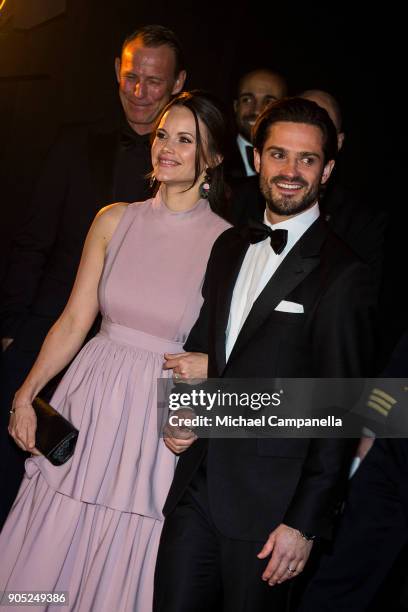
[9,203,128,452]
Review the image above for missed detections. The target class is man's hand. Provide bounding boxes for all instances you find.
[257,523,314,586]
[163,408,198,454]
[164,352,208,381]
[356,435,374,461]
[1,337,14,352]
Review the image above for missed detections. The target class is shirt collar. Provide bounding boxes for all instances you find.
[236,134,256,176]
[237,133,252,148]
[263,202,320,253]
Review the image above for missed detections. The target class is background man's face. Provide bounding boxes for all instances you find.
[234,71,287,142]
[301,90,345,151]
[254,121,334,218]
[115,39,185,135]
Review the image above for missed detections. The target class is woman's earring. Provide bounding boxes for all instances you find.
[199,172,211,199]
[149,174,157,189]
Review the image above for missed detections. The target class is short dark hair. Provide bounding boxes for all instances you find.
[253,97,338,163]
[121,24,185,78]
[153,90,229,218]
[236,68,288,98]
[300,89,343,133]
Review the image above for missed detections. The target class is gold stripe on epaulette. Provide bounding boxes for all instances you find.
[368,393,392,410]
[371,388,397,405]
[367,400,389,417]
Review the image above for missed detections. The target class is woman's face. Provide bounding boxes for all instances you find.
[151,105,207,188]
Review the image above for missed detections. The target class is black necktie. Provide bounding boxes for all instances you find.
[245,145,255,172]
[247,219,288,255]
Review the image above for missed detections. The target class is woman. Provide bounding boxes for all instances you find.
[0,91,230,611]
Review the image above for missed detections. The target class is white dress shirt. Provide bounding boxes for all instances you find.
[225,203,320,361]
[237,134,256,177]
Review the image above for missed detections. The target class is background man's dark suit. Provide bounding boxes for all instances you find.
[224,137,250,179]
[155,217,376,610]
[0,118,151,527]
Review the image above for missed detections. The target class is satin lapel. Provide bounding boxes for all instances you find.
[227,218,327,365]
[215,236,250,374]
[87,129,118,209]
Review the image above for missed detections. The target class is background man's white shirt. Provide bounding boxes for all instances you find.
[237,134,256,177]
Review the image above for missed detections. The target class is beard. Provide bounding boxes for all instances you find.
[260,173,320,217]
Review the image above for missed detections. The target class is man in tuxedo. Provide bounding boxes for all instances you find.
[153,98,376,611]
[0,24,186,527]
[225,68,287,180]
[230,89,386,288]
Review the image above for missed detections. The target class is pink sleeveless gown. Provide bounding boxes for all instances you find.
[0,193,229,611]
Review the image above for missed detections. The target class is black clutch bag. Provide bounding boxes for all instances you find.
[33,397,79,466]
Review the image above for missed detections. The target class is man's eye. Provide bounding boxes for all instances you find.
[240,96,253,105]
[272,152,284,159]
[262,96,276,108]
[302,157,314,165]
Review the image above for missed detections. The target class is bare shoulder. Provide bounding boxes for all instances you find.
[92,202,129,245]
[96,202,129,225]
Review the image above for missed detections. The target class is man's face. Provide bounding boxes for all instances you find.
[115,39,186,135]
[234,71,286,142]
[254,121,335,219]
[301,90,345,151]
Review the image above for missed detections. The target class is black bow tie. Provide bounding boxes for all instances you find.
[245,145,255,172]
[247,219,288,255]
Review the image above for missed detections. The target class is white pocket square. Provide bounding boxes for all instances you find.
[274,300,304,313]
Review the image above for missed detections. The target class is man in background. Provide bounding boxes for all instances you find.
[225,67,288,179]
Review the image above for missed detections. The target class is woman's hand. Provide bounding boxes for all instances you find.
[8,391,41,455]
[163,408,198,454]
[163,352,208,381]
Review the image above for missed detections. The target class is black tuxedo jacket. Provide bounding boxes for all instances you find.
[0,123,151,350]
[163,218,376,541]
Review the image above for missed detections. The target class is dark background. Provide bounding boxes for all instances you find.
[0,0,404,296]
